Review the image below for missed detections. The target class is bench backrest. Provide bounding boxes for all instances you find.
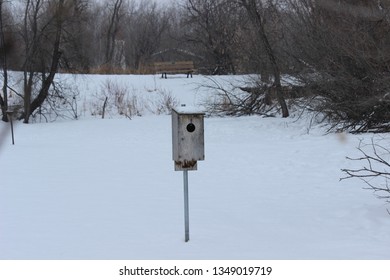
[154,61,194,72]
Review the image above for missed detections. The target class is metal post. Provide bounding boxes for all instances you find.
[10,117,14,145]
[7,110,14,145]
[183,170,190,242]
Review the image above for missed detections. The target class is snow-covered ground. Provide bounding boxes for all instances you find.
[1,74,390,260]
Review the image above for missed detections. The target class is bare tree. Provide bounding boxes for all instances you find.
[19,0,65,123]
[183,0,240,74]
[239,0,289,117]
[124,1,170,70]
[0,0,11,121]
[285,0,390,131]
[60,0,93,72]
[104,0,124,68]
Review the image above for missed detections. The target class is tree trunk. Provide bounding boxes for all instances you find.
[241,0,289,117]
[105,0,123,66]
[0,0,8,121]
[23,0,64,123]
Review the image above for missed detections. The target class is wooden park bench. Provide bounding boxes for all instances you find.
[153,61,195,79]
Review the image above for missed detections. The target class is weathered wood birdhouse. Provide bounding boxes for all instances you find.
[172,107,205,171]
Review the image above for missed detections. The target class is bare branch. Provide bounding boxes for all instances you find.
[342,137,390,209]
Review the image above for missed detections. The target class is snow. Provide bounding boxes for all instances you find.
[173,105,205,115]
[1,73,390,260]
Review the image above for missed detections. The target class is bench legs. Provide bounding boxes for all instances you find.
[161,72,193,78]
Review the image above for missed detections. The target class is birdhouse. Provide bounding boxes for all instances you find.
[172,107,205,171]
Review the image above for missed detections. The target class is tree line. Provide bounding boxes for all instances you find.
[0,0,390,132]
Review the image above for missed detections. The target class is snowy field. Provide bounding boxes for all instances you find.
[1,73,390,260]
